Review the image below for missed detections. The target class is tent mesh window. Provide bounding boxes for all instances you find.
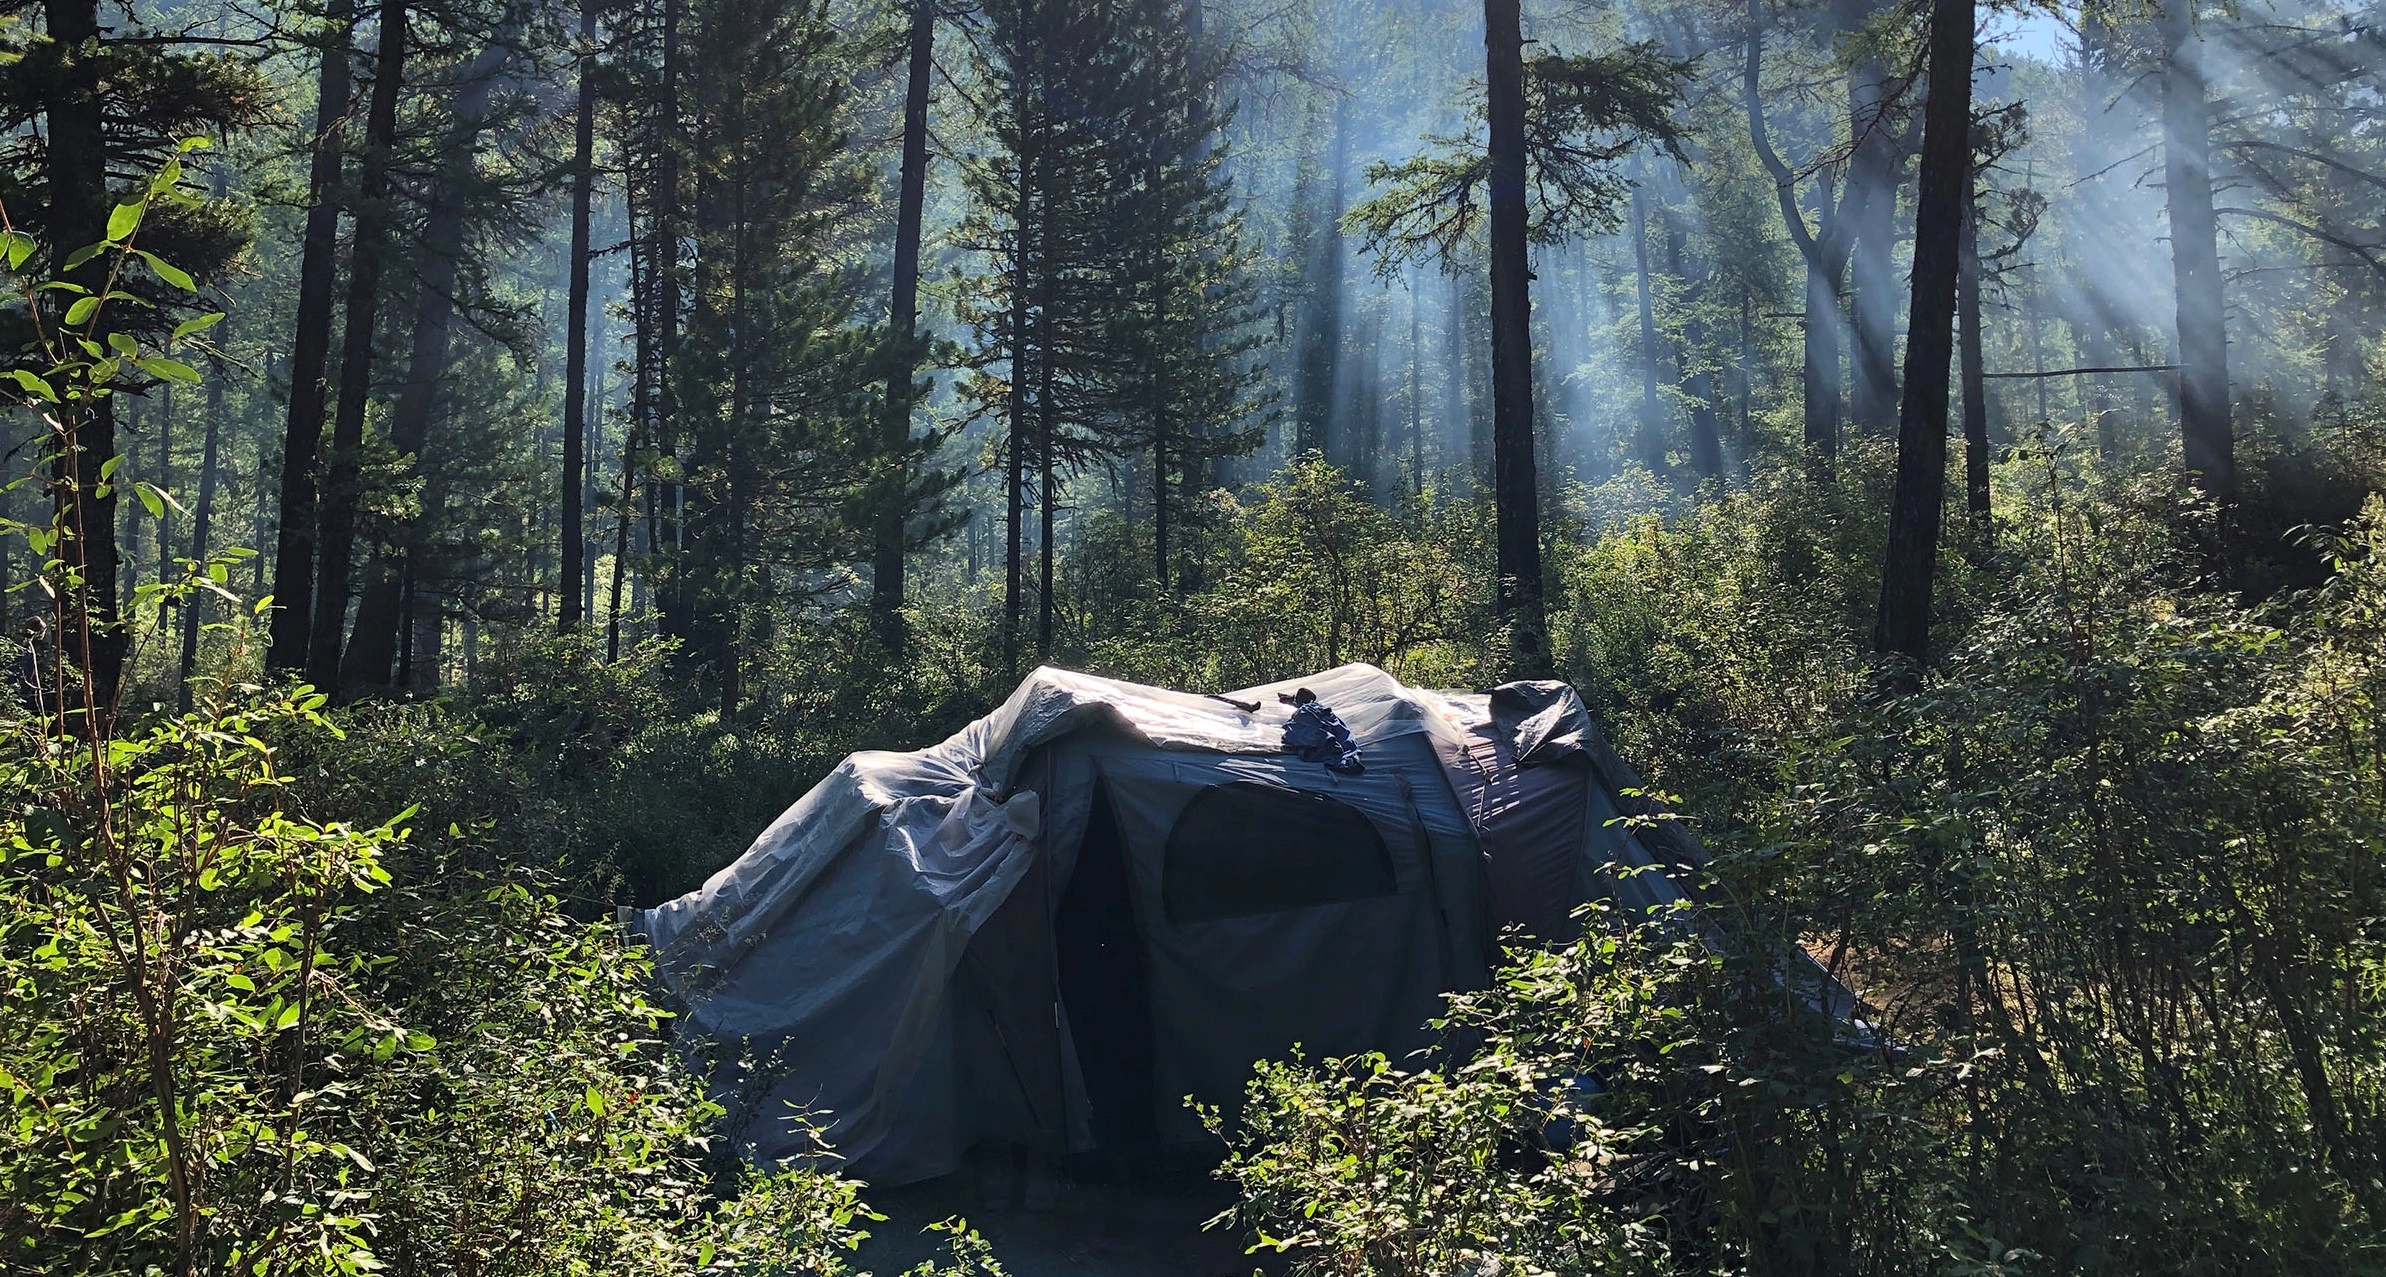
[1161,781,1397,923]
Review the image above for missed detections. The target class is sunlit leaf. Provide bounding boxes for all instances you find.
[136,250,195,291]
[106,201,143,243]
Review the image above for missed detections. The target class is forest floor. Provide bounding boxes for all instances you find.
[854,1160,1263,1276]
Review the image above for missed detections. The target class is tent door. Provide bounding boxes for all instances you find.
[1055,780,1159,1157]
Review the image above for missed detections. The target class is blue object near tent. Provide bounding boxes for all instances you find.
[1279,690,1365,774]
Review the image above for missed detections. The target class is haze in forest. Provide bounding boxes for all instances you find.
[6,0,2386,1269]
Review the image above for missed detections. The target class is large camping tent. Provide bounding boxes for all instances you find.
[635,663,1772,1186]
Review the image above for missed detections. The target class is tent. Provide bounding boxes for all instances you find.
[634,663,1765,1186]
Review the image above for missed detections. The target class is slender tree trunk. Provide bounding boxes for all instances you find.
[342,39,507,691]
[1152,243,1171,590]
[2161,0,2233,506]
[1745,2,1845,458]
[560,0,597,631]
[1409,276,1424,497]
[177,352,226,712]
[1003,152,1031,676]
[45,0,127,719]
[605,424,635,662]
[585,362,604,615]
[1483,0,1547,674]
[1874,0,1972,667]
[873,0,934,648]
[155,387,172,589]
[1629,182,1667,472]
[1295,100,1348,460]
[268,0,356,672]
[653,0,690,643]
[1035,169,1059,662]
[1959,186,1990,529]
[1660,201,1725,481]
[121,397,142,611]
[306,0,408,692]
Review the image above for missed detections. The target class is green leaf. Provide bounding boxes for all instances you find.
[135,484,164,519]
[0,230,33,270]
[224,972,255,992]
[8,369,57,402]
[585,1086,606,1118]
[136,250,194,291]
[106,201,143,243]
[106,331,136,357]
[61,244,104,271]
[171,312,226,341]
[64,295,99,326]
[137,357,200,385]
[275,1003,301,1031]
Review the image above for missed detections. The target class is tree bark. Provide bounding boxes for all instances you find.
[559,0,598,631]
[1874,0,1971,667]
[1959,186,1990,529]
[1744,1,1846,458]
[1844,57,1904,437]
[1484,0,1547,675]
[341,38,507,691]
[872,0,934,648]
[268,0,356,672]
[1630,182,1667,472]
[1294,100,1349,461]
[306,0,407,692]
[178,350,227,712]
[2160,0,2233,506]
[1003,151,1031,675]
[1409,275,1424,497]
[45,0,126,718]
[155,387,172,589]
[1036,163,1059,662]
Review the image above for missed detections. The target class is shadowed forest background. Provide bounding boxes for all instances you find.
[5,0,2386,1267]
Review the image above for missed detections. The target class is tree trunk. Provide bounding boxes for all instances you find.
[306,0,407,693]
[559,0,597,631]
[1483,0,1547,675]
[1003,148,1031,676]
[177,350,226,712]
[1959,186,1990,529]
[1744,1,1845,458]
[1844,39,1905,437]
[1874,0,1971,668]
[45,0,126,718]
[1294,100,1348,461]
[341,38,507,692]
[1409,275,1425,497]
[268,0,356,672]
[1660,195,1725,481]
[155,387,172,589]
[2161,0,2233,506]
[1629,182,1667,472]
[1036,168,1059,663]
[873,0,934,648]
[605,423,635,663]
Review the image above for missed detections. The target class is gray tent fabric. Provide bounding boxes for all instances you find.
[633,664,1754,1185]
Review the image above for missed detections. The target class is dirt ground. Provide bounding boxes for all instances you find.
[853,1155,1270,1277]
